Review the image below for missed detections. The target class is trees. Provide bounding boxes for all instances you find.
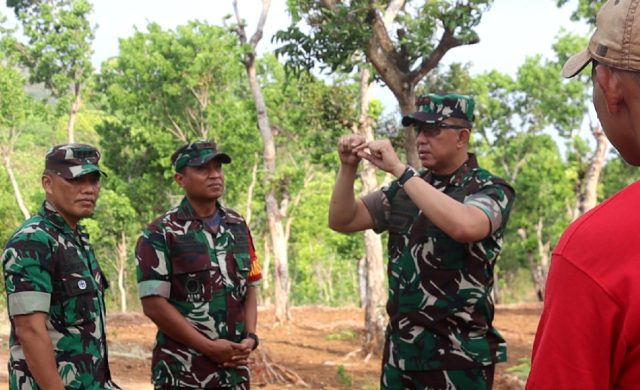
[275,0,495,345]
[276,0,493,167]
[0,62,34,219]
[6,0,95,143]
[232,0,295,322]
[95,21,256,224]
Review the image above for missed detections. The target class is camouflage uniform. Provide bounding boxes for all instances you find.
[136,197,261,389]
[363,154,514,388]
[2,202,119,390]
[2,143,118,390]
[363,93,515,389]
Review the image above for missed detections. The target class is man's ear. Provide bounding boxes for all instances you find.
[42,174,53,195]
[174,172,185,188]
[595,64,625,114]
[457,128,471,147]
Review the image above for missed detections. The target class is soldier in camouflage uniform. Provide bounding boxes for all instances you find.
[2,144,120,390]
[136,140,262,389]
[329,93,515,389]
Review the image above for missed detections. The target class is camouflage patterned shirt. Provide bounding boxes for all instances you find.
[2,201,120,390]
[136,197,261,388]
[362,154,515,371]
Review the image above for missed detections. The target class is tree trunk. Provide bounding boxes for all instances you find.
[262,236,272,306]
[517,220,550,302]
[2,151,30,219]
[355,67,387,353]
[245,159,258,226]
[577,126,609,216]
[357,256,367,308]
[66,83,82,144]
[234,0,290,322]
[116,231,128,313]
[266,194,290,322]
[398,96,420,168]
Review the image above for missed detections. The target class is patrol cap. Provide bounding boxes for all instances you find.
[45,143,106,179]
[402,93,475,127]
[563,0,640,78]
[171,140,232,172]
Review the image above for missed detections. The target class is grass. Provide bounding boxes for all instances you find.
[325,329,358,341]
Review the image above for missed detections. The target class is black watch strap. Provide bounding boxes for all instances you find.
[397,165,418,187]
[246,332,259,350]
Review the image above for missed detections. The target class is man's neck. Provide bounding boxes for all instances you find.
[186,196,218,218]
[431,152,469,176]
[45,200,79,230]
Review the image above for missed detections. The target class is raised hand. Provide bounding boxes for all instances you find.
[337,135,367,167]
[354,139,405,177]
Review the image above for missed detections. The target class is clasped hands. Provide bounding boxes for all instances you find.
[206,337,256,368]
[337,135,406,177]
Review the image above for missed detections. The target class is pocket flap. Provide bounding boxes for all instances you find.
[63,276,96,297]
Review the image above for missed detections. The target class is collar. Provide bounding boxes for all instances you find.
[39,200,85,236]
[423,153,478,188]
[175,197,229,222]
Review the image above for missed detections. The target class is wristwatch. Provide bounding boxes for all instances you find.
[397,165,419,187]
[245,332,259,350]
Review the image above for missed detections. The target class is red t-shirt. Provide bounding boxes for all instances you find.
[527,182,640,389]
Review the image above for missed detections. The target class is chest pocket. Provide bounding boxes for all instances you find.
[170,234,214,302]
[57,249,99,326]
[388,190,419,235]
[227,224,250,280]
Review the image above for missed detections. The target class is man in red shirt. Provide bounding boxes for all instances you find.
[527,0,640,388]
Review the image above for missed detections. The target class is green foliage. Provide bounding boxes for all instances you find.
[6,0,94,99]
[94,21,254,221]
[556,0,603,25]
[275,0,493,76]
[84,188,140,311]
[505,357,531,380]
[325,329,358,341]
[601,154,640,199]
[287,172,363,306]
[336,365,353,388]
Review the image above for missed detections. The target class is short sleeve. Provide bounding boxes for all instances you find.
[2,230,54,316]
[465,182,515,235]
[135,225,171,299]
[361,189,392,233]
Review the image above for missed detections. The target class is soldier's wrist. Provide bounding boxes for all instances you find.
[397,165,419,187]
[244,332,259,350]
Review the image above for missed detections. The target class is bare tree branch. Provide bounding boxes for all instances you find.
[410,28,466,86]
[382,0,405,28]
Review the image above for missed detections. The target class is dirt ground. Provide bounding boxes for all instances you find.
[0,304,541,389]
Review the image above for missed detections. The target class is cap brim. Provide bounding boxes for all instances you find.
[562,48,592,78]
[401,112,439,127]
[62,165,107,179]
[198,152,232,165]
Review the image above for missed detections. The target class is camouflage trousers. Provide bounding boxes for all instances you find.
[380,338,495,390]
[381,364,495,390]
[154,383,249,390]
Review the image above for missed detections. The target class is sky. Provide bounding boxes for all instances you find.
[1,0,589,112]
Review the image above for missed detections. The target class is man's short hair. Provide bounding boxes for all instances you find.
[563,0,640,78]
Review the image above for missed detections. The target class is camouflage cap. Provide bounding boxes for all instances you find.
[563,0,640,78]
[171,140,231,172]
[45,143,106,179]
[402,93,475,127]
